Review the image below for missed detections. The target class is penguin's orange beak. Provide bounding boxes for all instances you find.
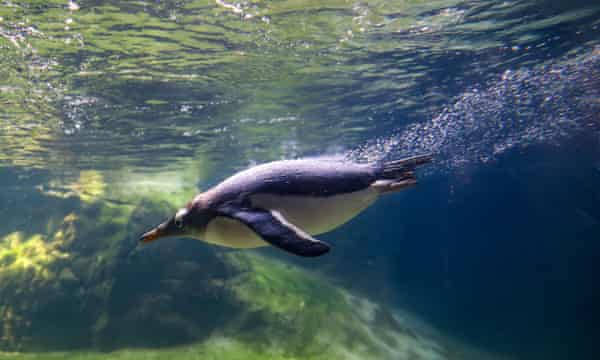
[139,216,183,244]
[139,227,163,243]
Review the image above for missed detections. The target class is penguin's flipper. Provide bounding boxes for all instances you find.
[218,205,330,257]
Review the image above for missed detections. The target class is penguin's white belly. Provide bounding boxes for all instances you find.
[202,216,265,248]
[202,187,379,248]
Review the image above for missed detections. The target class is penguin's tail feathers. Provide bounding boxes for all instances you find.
[373,154,432,194]
[381,154,432,176]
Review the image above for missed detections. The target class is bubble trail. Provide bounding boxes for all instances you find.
[348,48,600,171]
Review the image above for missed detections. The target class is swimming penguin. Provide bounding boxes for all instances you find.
[139,155,432,257]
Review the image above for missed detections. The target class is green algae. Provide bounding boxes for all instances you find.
[0,214,79,351]
[0,212,79,288]
[226,252,348,315]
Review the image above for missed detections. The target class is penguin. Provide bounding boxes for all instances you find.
[139,154,432,257]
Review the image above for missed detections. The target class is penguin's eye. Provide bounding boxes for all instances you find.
[174,217,184,229]
[174,208,188,229]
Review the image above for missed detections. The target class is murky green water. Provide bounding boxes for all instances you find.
[1,0,600,359]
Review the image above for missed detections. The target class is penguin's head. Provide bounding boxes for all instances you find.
[139,203,213,244]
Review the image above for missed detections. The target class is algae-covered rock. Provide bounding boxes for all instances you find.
[0,226,73,351]
[0,231,70,292]
[0,194,154,351]
[0,238,497,359]
[218,253,451,360]
[66,170,107,204]
[37,171,107,204]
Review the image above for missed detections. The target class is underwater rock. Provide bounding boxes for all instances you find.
[218,253,453,360]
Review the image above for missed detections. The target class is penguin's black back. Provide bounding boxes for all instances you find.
[207,159,378,203]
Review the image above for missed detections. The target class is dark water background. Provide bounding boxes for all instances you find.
[1,0,600,359]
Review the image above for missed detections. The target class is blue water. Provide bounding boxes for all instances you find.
[1,0,600,359]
